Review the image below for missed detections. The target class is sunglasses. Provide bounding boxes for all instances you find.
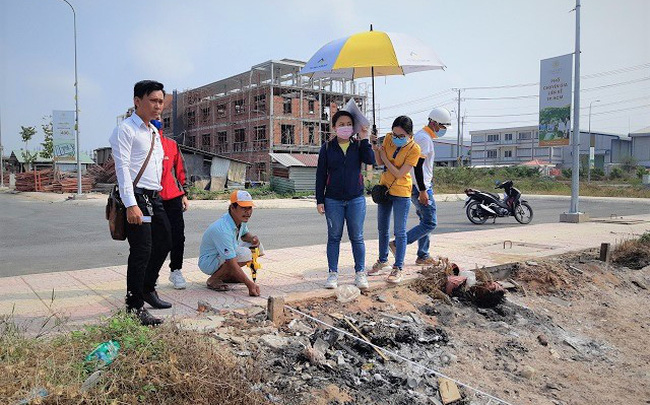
[391,132,409,139]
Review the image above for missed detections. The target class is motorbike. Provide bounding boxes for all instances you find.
[464,180,533,225]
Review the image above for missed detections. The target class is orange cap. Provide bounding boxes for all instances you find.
[230,190,254,207]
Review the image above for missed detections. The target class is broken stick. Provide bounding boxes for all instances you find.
[344,318,389,362]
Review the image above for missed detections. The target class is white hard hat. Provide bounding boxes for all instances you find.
[428,107,452,126]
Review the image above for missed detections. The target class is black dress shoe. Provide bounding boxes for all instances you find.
[143,290,172,309]
[128,306,163,326]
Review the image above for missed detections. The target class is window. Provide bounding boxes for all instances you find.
[504,133,513,141]
[234,128,246,151]
[201,133,211,148]
[283,98,292,114]
[504,150,513,158]
[487,134,499,142]
[253,95,266,112]
[216,131,228,153]
[163,117,170,129]
[518,131,532,140]
[308,100,315,114]
[307,123,315,144]
[186,135,196,148]
[254,126,267,150]
[200,106,211,123]
[234,99,245,115]
[186,110,196,127]
[487,150,497,158]
[281,124,295,144]
[217,104,227,117]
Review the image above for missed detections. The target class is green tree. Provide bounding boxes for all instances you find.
[40,116,54,159]
[20,126,38,166]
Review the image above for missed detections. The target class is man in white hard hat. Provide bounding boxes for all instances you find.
[391,107,451,265]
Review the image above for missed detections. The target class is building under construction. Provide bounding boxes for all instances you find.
[161,59,368,181]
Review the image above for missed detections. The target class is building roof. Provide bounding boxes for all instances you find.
[630,126,650,136]
[269,152,319,168]
[178,144,251,165]
[10,150,95,164]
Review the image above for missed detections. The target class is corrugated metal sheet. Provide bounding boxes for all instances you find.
[289,167,316,192]
[269,153,319,168]
[228,162,247,184]
[210,157,230,178]
[292,154,319,167]
[270,177,295,194]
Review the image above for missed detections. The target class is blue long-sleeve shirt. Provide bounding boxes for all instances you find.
[315,138,375,204]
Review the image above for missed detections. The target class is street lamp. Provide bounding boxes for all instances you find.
[587,99,600,182]
[58,0,82,196]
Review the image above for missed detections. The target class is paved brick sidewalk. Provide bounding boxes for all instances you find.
[2,214,649,331]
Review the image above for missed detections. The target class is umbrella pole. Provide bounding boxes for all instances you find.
[371,66,377,141]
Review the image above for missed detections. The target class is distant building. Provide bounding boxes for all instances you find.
[159,59,368,182]
[630,126,650,168]
[432,137,470,167]
[7,150,95,173]
[469,125,631,170]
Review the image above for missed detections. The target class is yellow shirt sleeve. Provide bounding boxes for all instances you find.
[405,142,421,167]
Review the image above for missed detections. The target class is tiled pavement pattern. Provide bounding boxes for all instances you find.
[2,212,649,332]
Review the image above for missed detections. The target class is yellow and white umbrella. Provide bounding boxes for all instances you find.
[300,27,446,133]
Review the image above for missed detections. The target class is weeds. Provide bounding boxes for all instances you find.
[0,312,267,404]
[612,231,650,270]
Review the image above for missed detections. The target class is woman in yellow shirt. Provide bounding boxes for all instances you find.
[370,116,421,284]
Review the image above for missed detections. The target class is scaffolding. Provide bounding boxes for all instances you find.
[162,59,368,181]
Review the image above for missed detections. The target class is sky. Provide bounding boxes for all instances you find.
[1,0,649,155]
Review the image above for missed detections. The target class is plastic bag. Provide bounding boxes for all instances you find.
[336,285,360,303]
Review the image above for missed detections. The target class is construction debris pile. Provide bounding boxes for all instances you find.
[14,169,94,193]
[86,156,117,184]
[184,249,650,405]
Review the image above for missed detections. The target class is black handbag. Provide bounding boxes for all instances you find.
[371,184,391,204]
[106,131,156,241]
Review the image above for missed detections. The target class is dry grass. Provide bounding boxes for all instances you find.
[612,232,650,270]
[0,312,268,405]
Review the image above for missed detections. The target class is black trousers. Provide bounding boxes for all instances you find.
[125,193,172,309]
[162,196,186,271]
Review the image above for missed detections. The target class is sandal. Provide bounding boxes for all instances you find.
[206,281,230,291]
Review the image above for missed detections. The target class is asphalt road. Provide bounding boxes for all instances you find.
[1,192,648,277]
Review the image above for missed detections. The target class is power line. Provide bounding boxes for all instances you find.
[379,89,454,111]
[465,95,650,118]
[459,62,650,91]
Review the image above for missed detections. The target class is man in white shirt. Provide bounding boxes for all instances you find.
[401,108,451,265]
[109,80,172,326]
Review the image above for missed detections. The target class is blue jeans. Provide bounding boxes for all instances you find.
[377,195,411,269]
[324,196,366,273]
[406,186,438,259]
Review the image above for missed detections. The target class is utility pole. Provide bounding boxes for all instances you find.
[0,104,4,188]
[460,114,465,166]
[59,0,83,197]
[562,0,587,222]
[587,99,600,182]
[456,88,461,160]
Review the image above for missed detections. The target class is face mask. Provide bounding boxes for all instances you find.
[393,136,408,147]
[436,128,447,137]
[336,126,354,139]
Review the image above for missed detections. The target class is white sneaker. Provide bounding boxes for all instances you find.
[324,272,338,289]
[169,270,187,289]
[355,271,369,290]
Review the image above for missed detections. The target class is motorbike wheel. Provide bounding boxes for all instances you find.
[514,202,534,224]
[466,201,488,224]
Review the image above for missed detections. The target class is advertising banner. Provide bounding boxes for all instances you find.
[539,54,573,146]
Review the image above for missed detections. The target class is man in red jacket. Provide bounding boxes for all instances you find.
[151,119,190,289]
